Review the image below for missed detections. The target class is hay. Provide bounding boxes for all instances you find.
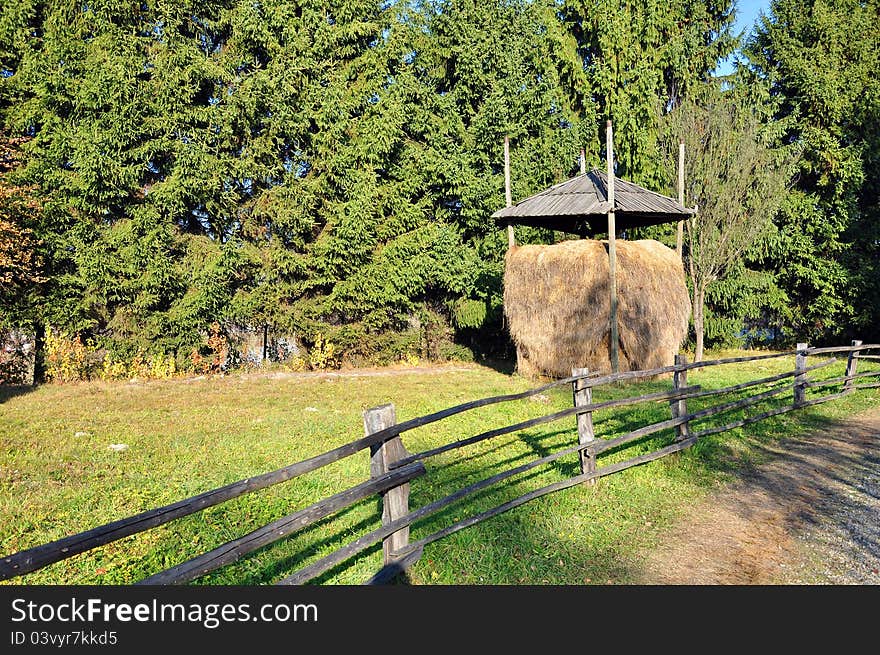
[503,239,690,378]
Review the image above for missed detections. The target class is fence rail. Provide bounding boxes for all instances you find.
[2,341,878,585]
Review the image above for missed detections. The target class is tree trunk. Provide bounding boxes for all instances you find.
[32,323,45,385]
[693,285,705,362]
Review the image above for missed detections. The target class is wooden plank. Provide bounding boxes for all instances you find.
[857,354,880,360]
[853,382,880,390]
[392,385,701,469]
[571,367,596,483]
[137,462,425,585]
[0,428,407,580]
[365,405,412,566]
[277,378,806,586]
[395,437,699,558]
[280,425,644,585]
[691,405,798,439]
[394,383,851,562]
[844,340,862,392]
[681,349,797,371]
[592,383,791,456]
[690,389,844,439]
[806,343,880,355]
[794,342,808,407]
[804,368,880,389]
[672,354,689,441]
[681,359,834,400]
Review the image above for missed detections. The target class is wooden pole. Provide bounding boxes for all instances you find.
[794,343,808,407]
[676,140,684,259]
[505,135,515,249]
[606,120,619,373]
[579,148,586,175]
[571,368,596,484]
[365,404,413,566]
[671,354,689,441]
[844,339,862,392]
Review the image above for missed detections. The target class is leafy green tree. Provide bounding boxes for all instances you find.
[665,95,795,361]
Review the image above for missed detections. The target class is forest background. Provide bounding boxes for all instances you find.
[0,0,877,381]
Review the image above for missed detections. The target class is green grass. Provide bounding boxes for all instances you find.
[1,351,877,585]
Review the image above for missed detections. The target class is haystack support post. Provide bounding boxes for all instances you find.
[505,135,515,249]
[676,140,684,258]
[606,120,620,373]
[579,148,586,175]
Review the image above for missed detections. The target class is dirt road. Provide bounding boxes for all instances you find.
[637,408,880,584]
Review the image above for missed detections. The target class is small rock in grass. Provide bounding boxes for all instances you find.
[108,443,129,452]
[304,407,319,412]
[530,394,551,403]
[74,431,92,438]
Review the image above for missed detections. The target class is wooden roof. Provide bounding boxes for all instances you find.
[491,169,694,235]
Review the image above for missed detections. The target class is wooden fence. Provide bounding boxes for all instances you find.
[2,341,878,585]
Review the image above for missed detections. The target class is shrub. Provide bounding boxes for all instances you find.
[307,334,338,370]
[45,331,94,382]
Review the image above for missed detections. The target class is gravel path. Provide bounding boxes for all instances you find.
[637,408,880,584]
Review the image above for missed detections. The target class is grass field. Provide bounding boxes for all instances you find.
[1,350,878,585]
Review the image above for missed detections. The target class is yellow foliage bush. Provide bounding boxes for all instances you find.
[99,352,177,381]
[308,334,337,371]
[45,331,92,383]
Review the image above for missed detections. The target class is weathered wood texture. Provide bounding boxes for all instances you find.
[277,376,813,585]
[844,340,862,391]
[392,385,700,468]
[505,135,515,249]
[682,359,834,401]
[671,354,689,441]
[690,391,835,439]
[137,462,425,585]
[804,368,880,389]
[0,432,397,580]
[572,367,596,482]
[396,436,699,559]
[806,343,880,355]
[591,383,791,457]
[794,342,808,407]
[607,119,620,373]
[676,140,685,257]
[366,405,412,565]
[7,338,875,586]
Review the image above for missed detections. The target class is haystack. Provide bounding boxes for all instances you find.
[503,239,690,378]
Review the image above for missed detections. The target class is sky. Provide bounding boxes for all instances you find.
[714,0,772,77]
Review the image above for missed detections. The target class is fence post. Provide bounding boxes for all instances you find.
[794,342,808,407]
[364,404,411,565]
[671,354,689,441]
[844,340,862,393]
[571,368,596,484]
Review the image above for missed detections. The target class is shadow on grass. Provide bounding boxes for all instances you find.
[376,399,879,585]
[0,383,36,404]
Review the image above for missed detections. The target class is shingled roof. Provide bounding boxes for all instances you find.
[491,168,694,235]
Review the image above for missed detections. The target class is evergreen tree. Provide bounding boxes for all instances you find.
[745,0,880,344]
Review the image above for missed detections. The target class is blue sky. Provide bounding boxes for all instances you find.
[714,0,772,76]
